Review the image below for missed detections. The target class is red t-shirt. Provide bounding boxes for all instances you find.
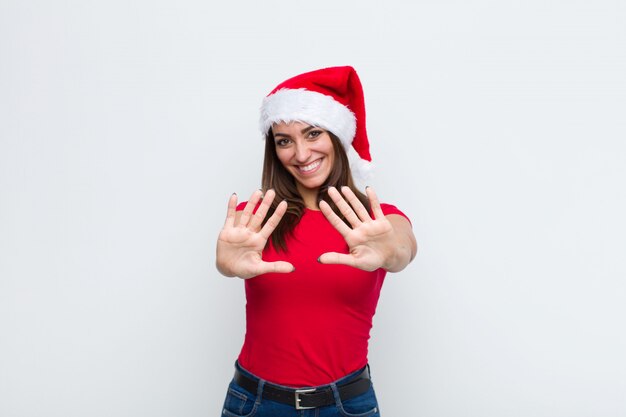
[235,203,409,387]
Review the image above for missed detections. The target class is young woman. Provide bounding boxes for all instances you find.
[216,66,417,416]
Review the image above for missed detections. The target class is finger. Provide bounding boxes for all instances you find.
[252,260,295,277]
[238,189,263,227]
[340,186,372,222]
[248,189,276,231]
[259,200,288,240]
[319,200,352,237]
[365,186,385,220]
[223,193,238,228]
[327,186,362,227]
[318,252,356,267]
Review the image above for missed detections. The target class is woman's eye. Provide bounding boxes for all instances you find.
[308,130,323,139]
[275,138,291,147]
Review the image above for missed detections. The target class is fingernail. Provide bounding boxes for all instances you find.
[292,266,296,272]
[365,185,370,190]
[232,192,237,196]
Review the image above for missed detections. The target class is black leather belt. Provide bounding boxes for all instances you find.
[233,366,371,410]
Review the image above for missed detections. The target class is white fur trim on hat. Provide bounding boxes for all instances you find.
[348,146,373,189]
[260,88,356,149]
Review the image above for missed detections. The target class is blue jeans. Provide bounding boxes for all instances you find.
[221,362,381,417]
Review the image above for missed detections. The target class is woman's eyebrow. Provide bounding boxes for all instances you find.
[273,125,316,138]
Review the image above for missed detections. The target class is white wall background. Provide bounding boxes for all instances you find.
[1,1,625,416]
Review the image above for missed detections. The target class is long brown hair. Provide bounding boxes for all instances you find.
[261,129,370,252]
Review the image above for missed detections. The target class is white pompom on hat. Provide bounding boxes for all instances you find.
[259,66,373,183]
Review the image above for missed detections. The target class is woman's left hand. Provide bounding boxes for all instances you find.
[318,186,415,272]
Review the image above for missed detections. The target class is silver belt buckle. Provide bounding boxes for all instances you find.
[294,388,316,410]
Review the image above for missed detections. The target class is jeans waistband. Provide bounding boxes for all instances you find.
[233,361,372,410]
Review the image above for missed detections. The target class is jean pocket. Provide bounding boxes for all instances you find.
[338,384,380,417]
[222,382,257,417]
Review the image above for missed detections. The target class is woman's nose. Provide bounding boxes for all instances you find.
[294,143,311,162]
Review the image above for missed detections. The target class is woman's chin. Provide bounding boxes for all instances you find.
[295,177,327,193]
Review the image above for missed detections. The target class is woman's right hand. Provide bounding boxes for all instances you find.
[216,189,294,279]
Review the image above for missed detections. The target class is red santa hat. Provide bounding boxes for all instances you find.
[259,66,373,183]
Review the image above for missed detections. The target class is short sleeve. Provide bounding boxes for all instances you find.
[380,203,411,225]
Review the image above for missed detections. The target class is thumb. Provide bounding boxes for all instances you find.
[258,261,295,275]
[318,252,356,267]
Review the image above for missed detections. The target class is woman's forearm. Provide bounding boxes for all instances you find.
[381,215,418,273]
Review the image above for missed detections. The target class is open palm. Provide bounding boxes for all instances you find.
[216,189,293,279]
[319,186,397,272]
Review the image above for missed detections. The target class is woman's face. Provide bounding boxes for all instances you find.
[272,121,335,195]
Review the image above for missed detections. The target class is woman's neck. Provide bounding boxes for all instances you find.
[297,184,320,210]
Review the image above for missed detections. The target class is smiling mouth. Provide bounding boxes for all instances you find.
[297,159,322,173]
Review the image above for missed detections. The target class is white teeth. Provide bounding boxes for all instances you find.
[299,160,321,172]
